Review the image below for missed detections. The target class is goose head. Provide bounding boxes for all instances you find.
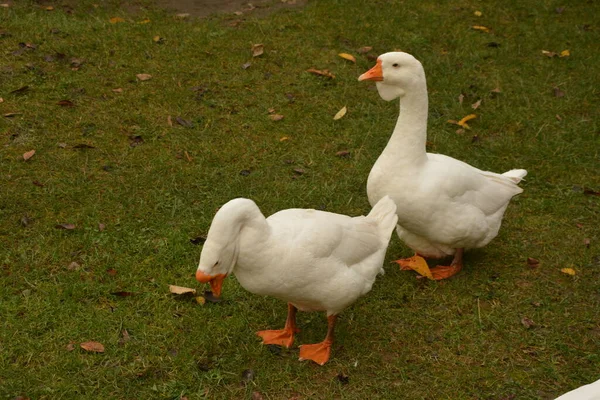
[195,198,259,297]
[358,52,425,101]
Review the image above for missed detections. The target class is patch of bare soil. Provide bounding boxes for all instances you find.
[153,0,306,18]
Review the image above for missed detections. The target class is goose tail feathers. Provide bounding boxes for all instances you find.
[502,169,527,184]
[367,196,398,237]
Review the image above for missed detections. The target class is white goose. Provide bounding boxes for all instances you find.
[195,196,398,365]
[554,378,600,400]
[359,52,527,280]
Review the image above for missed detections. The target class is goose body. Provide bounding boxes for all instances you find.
[554,378,600,400]
[359,52,526,279]
[195,196,398,364]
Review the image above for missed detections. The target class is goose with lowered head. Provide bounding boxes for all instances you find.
[195,196,398,365]
[358,52,526,280]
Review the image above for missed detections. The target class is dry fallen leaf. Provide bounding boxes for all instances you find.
[527,257,540,268]
[559,49,570,57]
[279,136,289,142]
[542,50,557,58]
[490,87,502,93]
[152,35,164,43]
[55,223,76,230]
[136,73,152,81]
[338,53,356,63]
[269,114,284,121]
[167,115,173,127]
[474,10,482,16]
[521,317,535,329]
[357,46,372,54]
[23,150,36,161]
[471,99,482,109]
[584,238,590,248]
[57,99,75,107]
[333,106,347,120]
[0,97,4,103]
[139,18,151,24]
[169,285,197,295]
[306,68,335,79]
[112,88,123,93]
[251,43,264,57]
[553,87,565,98]
[560,268,576,276]
[109,17,125,24]
[196,296,206,305]
[80,341,105,353]
[458,93,464,104]
[472,25,490,32]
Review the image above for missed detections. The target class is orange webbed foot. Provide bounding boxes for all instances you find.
[256,328,298,348]
[429,265,462,280]
[299,340,332,366]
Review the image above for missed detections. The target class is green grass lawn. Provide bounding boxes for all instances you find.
[1,0,599,398]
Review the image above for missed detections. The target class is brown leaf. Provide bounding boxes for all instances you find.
[109,17,125,24]
[527,257,540,267]
[251,44,264,57]
[471,99,482,109]
[57,99,75,107]
[136,73,152,81]
[23,150,36,161]
[553,87,565,97]
[583,188,599,196]
[111,291,134,297]
[80,341,105,353]
[357,46,372,54]
[584,238,590,248]
[335,150,351,158]
[241,62,251,70]
[119,329,130,345]
[167,115,173,127]
[10,86,29,94]
[520,317,535,329]
[458,93,464,104]
[106,268,117,276]
[67,261,81,270]
[4,112,21,118]
[55,223,76,230]
[338,53,356,63]
[269,114,284,121]
[252,392,264,400]
[112,88,123,93]
[98,223,106,232]
[176,116,193,128]
[306,68,335,79]
[169,285,196,295]
[66,342,76,351]
[490,87,502,93]
[542,50,557,58]
[293,168,305,175]
[129,135,144,147]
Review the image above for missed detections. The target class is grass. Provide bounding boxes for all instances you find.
[1,0,599,398]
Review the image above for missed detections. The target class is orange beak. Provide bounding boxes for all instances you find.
[358,59,384,81]
[195,270,227,297]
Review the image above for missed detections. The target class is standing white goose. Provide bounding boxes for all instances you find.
[358,52,526,280]
[195,196,398,365]
[554,378,600,400]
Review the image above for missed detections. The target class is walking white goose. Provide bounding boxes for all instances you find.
[359,52,526,279]
[195,196,398,365]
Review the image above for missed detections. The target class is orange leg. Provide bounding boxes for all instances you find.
[299,314,336,366]
[256,303,299,348]
[429,248,464,280]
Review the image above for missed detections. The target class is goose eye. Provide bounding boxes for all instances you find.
[392,63,399,68]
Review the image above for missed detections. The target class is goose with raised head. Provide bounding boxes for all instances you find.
[358,52,526,280]
[195,196,398,365]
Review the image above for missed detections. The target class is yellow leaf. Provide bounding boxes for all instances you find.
[195,296,206,305]
[306,68,335,79]
[560,268,576,276]
[472,25,490,32]
[457,114,477,129]
[333,106,347,120]
[251,43,264,57]
[23,150,36,161]
[408,256,433,280]
[109,17,125,24]
[168,285,197,295]
[559,49,570,57]
[279,136,290,142]
[139,18,151,24]
[45,6,54,11]
[474,10,482,17]
[338,53,356,63]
